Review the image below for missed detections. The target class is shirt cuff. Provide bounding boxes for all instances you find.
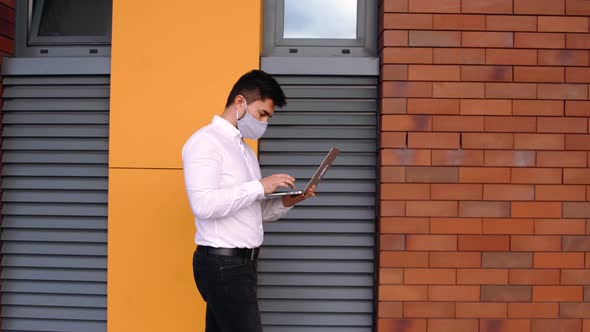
[275,197,293,212]
[243,180,265,200]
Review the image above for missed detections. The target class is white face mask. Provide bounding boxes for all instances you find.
[236,100,268,140]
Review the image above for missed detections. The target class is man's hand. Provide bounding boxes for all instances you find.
[259,174,296,195]
[282,185,316,207]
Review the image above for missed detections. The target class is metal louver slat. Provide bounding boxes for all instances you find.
[258,76,377,332]
[1,60,109,332]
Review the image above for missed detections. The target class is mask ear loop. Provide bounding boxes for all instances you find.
[236,98,248,121]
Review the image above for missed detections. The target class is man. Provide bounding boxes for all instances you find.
[182,70,315,332]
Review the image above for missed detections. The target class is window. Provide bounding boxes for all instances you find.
[263,0,377,57]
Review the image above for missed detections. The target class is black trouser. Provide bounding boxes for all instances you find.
[193,247,262,332]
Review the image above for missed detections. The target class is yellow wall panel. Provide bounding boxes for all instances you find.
[108,169,204,331]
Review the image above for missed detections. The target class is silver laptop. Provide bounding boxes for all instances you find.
[265,147,340,198]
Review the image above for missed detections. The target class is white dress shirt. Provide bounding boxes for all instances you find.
[182,116,291,248]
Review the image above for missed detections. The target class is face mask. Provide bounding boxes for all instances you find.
[236,101,268,140]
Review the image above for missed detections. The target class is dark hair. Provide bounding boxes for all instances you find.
[225,69,287,108]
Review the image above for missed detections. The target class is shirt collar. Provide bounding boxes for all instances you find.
[212,115,242,140]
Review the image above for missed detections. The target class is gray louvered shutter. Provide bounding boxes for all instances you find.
[258,76,378,332]
[1,58,109,332]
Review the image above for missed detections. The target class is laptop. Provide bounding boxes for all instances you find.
[264,147,340,198]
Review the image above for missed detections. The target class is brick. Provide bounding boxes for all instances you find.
[381,166,406,182]
[381,234,406,251]
[463,133,513,149]
[563,236,590,251]
[382,149,431,166]
[408,65,460,81]
[380,285,428,301]
[381,217,430,234]
[487,49,537,65]
[427,319,478,332]
[431,184,483,201]
[456,303,507,318]
[429,285,480,301]
[510,269,561,285]
[404,268,456,284]
[457,269,508,284]
[433,14,485,30]
[537,185,586,201]
[539,50,589,66]
[383,82,433,98]
[534,286,583,302]
[515,66,565,83]
[408,0,460,13]
[381,184,429,200]
[538,117,587,133]
[562,269,590,285]
[406,201,458,217]
[483,252,533,268]
[485,150,535,167]
[514,133,564,150]
[381,132,407,149]
[460,201,511,218]
[566,101,590,116]
[434,48,486,64]
[407,98,460,115]
[381,201,406,216]
[463,32,514,48]
[406,234,457,251]
[565,169,590,184]
[378,301,403,318]
[486,83,537,99]
[486,15,537,31]
[535,219,587,235]
[512,168,562,184]
[377,319,426,332]
[404,302,455,318]
[538,84,588,100]
[383,65,409,81]
[384,13,433,29]
[433,115,484,131]
[531,319,583,332]
[431,217,482,233]
[566,67,590,83]
[482,285,532,302]
[515,33,566,49]
[382,98,407,114]
[383,47,433,64]
[511,235,562,251]
[483,218,535,234]
[384,0,409,12]
[406,167,458,183]
[567,34,590,49]
[462,0,513,13]
[460,167,510,183]
[509,303,559,319]
[409,31,461,47]
[408,133,459,149]
[484,184,534,201]
[539,16,588,32]
[430,252,481,268]
[382,115,432,131]
[379,268,404,284]
[566,0,590,15]
[433,82,485,98]
[485,116,536,132]
[514,0,565,14]
[534,252,585,268]
[513,100,564,117]
[383,31,409,47]
[512,202,562,218]
[538,151,586,167]
[381,251,429,267]
[480,320,531,332]
[461,100,512,116]
[458,235,510,251]
[461,66,513,82]
[432,150,484,166]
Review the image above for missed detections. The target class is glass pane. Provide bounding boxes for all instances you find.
[37,0,112,37]
[283,0,357,39]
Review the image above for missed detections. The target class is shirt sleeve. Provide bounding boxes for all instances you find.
[261,198,292,223]
[182,136,264,220]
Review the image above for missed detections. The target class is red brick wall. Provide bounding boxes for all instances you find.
[378,0,590,331]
